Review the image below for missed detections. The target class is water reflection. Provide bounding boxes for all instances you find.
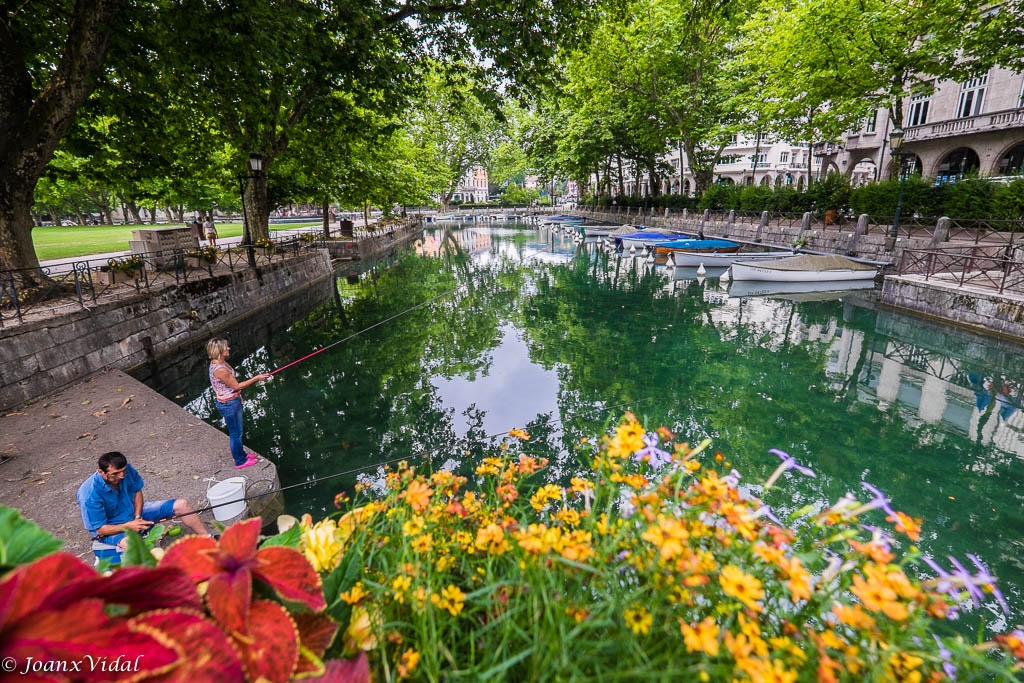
[157,223,1023,631]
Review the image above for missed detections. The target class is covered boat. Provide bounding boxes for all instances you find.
[614,231,694,249]
[652,238,740,255]
[730,254,878,282]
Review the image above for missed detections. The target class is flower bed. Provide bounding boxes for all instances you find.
[1,415,1021,682]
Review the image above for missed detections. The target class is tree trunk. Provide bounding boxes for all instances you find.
[124,202,142,224]
[321,199,330,239]
[245,167,272,241]
[0,0,122,274]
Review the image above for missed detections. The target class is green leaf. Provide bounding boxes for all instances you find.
[121,529,157,567]
[260,521,302,548]
[0,505,63,571]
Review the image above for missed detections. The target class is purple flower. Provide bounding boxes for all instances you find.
[859,481,897,517]
[947,555,986,606]
[763,449,815,489]
[966,553,1010,615]
[753,504,782,526]
[633,433,671,468]
[933,635,957,679]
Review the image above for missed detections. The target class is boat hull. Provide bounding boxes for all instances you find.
[652,239,740,255]
[669,250,793,267]
[728,279,876,299]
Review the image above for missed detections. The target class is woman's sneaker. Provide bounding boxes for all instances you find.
[235,454,258,469]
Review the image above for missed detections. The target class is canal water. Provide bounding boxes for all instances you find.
[157,223,1023,630]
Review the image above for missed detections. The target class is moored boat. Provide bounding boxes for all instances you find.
[615,231,694,249]
[728,278,877,299]
[669,250,794,268]
[730,254,878,282]
[652,238,740,255]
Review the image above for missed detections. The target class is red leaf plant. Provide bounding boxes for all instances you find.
[160,518,336,682]
[0,553,196,681]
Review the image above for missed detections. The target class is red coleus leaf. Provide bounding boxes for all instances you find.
[301,653,371,683]
[205,565,253,637]
[253,545,327,612]
[159,536,219,582]
[234,599,299,683]
[45,565,202,616]
[219,518,260,563]
[0,553,95,625]
[2,598,179,681]
[293,612,340,677]
[128,608,246,682]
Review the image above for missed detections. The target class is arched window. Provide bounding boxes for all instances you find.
[935,147,980,182]
[760,176,770,186]
[996,142,1024,176]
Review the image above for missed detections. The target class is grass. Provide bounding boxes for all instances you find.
[32,222,322,261]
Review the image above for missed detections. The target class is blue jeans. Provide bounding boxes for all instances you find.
[215,396,247,465]
[93,499,178,565]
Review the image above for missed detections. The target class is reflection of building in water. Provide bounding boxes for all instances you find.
[682,278,1024,460]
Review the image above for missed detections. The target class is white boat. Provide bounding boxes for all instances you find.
[730,254,878,282]
[728,279,877,300]
[669,250,794,268]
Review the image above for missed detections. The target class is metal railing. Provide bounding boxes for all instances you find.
[0,231,329,328]
[897,244,1024,295]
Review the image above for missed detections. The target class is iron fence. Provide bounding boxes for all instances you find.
[0,231,329,328]
[897,245,1024,295]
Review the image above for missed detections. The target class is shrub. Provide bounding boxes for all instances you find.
[698,184,741,211]
[992,179,1024,222]
[941,176,998,219]
[807,172,851,212]
[104,255,143,273]
[849,177,944,219]
[739,185,774,212]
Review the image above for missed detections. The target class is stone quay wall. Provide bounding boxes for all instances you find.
[880,276,1024,341]
[0,250,334,411]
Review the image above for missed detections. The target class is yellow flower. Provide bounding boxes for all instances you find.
[397,648,420,678]
[680,616,720,656]
[301,518,342,573]
[475,522,509,555]
[435,554,455,572]
[344,606,378,652]
[529,484,563,511]
[391,575,412,603]
[339,582,368,605]
[402,516,425,537]
[719,564,764,612]
[432,584,466,616]
[831,603,877,631]
[410,533,433,553]
[623,605,652,634]
[403,479,433,512]
[508,428,530,440]
[641,514,690,561]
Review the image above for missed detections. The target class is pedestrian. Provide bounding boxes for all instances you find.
[203,214,217,247]
[207,337,271,469]
[77,451,214,565]
[188,216,203,245]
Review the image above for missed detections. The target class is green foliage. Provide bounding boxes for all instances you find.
[941,176,998,219]
[992,179,1024,220]
[0,505,63,571]
[738,185,774,212]
[698,184,741,211]
[806,172,851,212]
[120,526,167,567]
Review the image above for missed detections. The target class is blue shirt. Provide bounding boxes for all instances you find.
[77,464,145,536]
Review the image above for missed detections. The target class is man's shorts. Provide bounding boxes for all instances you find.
[92,499,177,565]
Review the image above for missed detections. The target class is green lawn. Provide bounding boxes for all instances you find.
[32,222,320,261]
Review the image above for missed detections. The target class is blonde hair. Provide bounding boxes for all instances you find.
[206,337,230,361]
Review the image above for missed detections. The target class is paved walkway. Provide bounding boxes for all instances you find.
[0,369,278,560]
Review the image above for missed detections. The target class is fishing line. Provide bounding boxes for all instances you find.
[268,286,463,376]
[170,396,657,521]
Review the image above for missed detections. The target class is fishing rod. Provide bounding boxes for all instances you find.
[267,286,463,377]
[172,396,658,521]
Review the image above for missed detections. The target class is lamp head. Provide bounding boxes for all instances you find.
[248,151,264,173]
[889,127,904,154]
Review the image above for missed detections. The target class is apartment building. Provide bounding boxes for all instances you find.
[451,166,490,204]
[817,66,1024,182]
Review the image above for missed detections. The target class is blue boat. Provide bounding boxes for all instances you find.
[652,238,740,255]
[613,231,693,249]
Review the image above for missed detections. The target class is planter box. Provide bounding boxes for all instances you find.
[96,269,140,286]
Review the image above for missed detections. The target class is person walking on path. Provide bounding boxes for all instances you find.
[207,337,271,469]
[77,451,213,565]
[203,215,218,247]
[188,216,203,245]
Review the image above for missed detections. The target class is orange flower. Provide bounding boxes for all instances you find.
[397,648,420,678]
[719,564,764,612]
[848,538,895,564]
[887,510,922,541]
[680,616,720,656]
[832,603,877,631]
[403,480,433,512]
[474,523,509,555]
[850,564,909,621]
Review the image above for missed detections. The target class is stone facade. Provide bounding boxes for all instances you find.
[880,276,1024,341]
[0,251,334,411]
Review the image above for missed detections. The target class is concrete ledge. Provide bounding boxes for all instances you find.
[0,369,279,560]
[881,275,1024,341]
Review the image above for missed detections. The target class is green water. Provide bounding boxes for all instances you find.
[171,224,1023,630]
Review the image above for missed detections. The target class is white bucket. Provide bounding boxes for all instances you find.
[207,477,247,522]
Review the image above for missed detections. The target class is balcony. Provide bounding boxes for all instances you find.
[904,108,1024,142]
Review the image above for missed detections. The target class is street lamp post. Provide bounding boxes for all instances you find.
[888,127,913,240]
[238,151,264,268]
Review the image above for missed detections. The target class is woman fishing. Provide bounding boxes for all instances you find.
[206,337,271,469]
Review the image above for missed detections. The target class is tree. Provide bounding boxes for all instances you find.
[0,0,123,278]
